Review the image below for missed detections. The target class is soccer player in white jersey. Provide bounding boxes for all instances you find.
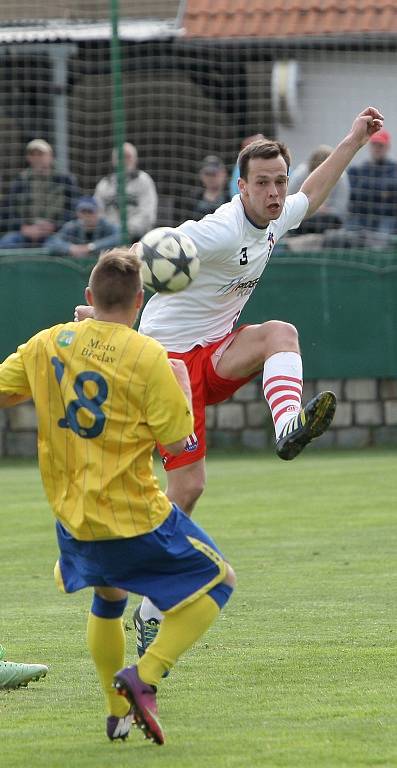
[130,106,384,646]
[75,107,384,652]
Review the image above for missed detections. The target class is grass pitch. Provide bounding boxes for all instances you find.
[0,450,396,768]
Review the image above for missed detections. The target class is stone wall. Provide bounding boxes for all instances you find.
[1,378,397,458]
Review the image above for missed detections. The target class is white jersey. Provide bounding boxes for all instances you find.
[139,192,309,352]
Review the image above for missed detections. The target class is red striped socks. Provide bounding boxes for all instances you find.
[263,352,303,439]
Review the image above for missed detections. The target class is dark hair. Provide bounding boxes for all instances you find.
[238,139,291,180]
[307,144,332,174]
[89,247,142,311]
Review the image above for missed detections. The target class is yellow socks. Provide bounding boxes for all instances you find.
[137,593,220,687]
[87,612,130,717]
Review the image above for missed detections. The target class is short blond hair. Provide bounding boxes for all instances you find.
[89,247,142,311]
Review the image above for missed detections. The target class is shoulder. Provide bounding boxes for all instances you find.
[283,191,309,216]
[95,174,115,189]
[136,171,157,194]
[98,216,117,232]
[60,219,78,234]
[271,191,309,236]
[138,170,155,183]
[180,196,243,239]
[10,171,29,188]
[24,323,65,350]
[177,195,244,257]
[134,331,166,360]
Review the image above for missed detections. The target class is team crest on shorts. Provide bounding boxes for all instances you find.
[184,432,199,452]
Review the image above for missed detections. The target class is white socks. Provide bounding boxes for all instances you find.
[263,352,303,439]
[140,596,164,623]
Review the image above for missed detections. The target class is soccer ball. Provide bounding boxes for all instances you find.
[136,227,199,293]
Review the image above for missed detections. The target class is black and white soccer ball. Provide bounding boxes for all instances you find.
[136,227,199,293]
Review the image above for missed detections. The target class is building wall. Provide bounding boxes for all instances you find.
[278,52,397,170]
[2,377,397,458]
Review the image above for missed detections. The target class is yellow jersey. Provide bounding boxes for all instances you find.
[0,319,193,540]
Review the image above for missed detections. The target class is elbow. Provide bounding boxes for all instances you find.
[164,438,187,456]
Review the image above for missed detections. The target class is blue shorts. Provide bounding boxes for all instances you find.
[54,504,227,613]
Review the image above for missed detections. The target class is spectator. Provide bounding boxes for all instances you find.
[0,139,80,248]
[287,145,350,235]
[47,196,120,259]
[229,134,265,197]
[94,142,158,241]
[189,155,229,221]
[347,128,397,235]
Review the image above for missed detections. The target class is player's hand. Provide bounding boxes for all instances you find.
[350,107,384,147]
[169,358,193,407]
[74,304,94,322]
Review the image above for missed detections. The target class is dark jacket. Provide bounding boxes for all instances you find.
[348,159,397,228]
[0,168,80,233]
[189,190,229,221]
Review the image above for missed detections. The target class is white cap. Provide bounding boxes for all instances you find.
[26,139,52,154]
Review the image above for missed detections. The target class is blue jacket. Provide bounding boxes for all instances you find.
[47,217,121,257]
[348,159,397,225]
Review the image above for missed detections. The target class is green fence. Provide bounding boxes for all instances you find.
[1,251,396,378]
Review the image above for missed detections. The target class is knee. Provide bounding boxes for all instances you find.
[223,563,237,590]
[260,320,299,352]
[167,471,206,515]
[182,475,206,514]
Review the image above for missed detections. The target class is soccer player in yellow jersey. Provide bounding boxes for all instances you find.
[0,247,235,745]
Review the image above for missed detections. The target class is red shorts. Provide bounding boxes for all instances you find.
[159,328,258,471]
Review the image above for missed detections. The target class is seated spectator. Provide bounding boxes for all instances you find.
[229,134,265,197]
[189,155,229,220]
[94,142,157,241]
[0,139,80,248]
[287,145,350,235]
[47,196,121,259]
[347,128,397,234]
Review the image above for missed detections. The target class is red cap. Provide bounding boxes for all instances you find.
[370,128,391,145]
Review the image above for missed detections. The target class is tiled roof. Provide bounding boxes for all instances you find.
[183,1,397,39]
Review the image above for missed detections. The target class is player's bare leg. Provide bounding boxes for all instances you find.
[166,459,206,516]
[216,320,336,460]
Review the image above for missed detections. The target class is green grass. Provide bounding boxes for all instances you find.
[0,450,396,768]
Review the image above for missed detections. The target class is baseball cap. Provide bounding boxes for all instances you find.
[26,138,52,154]
[200,154,225,173]
[370,128,391,145]
[76,196,98,213]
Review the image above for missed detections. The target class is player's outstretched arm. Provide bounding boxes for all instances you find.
[301,107,384,217]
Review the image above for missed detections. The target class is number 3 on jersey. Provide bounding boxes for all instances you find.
[239,247,248,265]
[51,356,108,438]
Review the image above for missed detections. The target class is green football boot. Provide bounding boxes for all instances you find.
[0,648,48,690]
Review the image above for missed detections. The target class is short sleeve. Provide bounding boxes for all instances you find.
[177,201,241,262]
[273,191,310,237]
[0,346,31,397]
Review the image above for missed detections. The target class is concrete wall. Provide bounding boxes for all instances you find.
[2,378,397,458]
